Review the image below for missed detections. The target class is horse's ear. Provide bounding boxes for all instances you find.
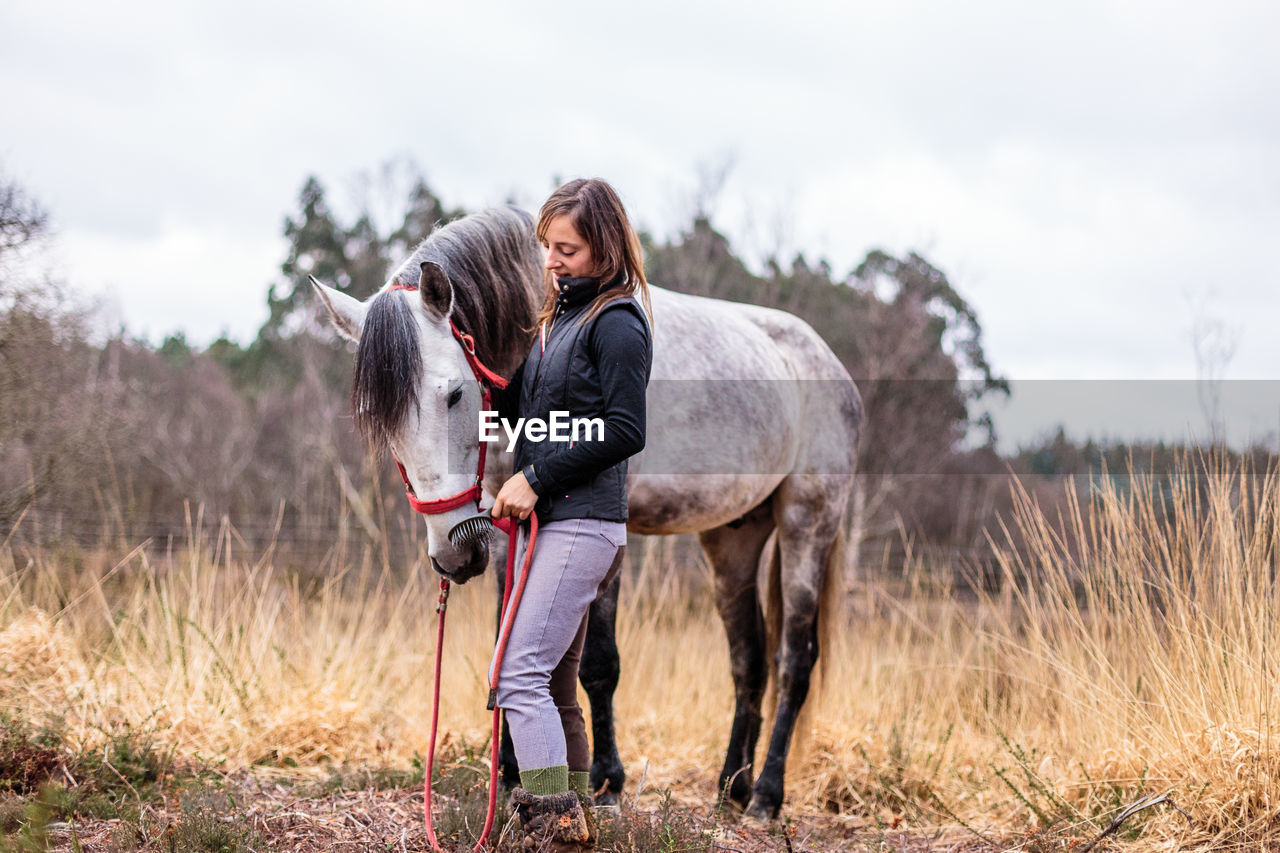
[418,262,454,320]
[310,275,366,342]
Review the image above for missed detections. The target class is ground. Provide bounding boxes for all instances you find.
[29,769,1047,853]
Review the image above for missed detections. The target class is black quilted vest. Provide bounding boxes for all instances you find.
[512,276,649,522]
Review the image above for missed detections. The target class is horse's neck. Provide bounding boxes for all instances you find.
[498,281,543,374]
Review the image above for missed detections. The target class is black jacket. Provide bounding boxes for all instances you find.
[492,275,652,522]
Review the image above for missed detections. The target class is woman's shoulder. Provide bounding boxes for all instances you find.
[589,297,651,346]
[594,294,649,330]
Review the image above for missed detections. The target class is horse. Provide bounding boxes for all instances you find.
[312,205,861,820]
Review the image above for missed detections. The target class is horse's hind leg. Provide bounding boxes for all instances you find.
[746,477,847,821]
[698,501,775,811]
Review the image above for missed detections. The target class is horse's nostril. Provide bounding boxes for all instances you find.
[448,512,494,549]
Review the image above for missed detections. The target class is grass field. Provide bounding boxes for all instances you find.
[3,454,1279,850]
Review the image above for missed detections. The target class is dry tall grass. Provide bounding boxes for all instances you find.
[2,453,1278,848]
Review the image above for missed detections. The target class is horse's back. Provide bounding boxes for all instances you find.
[625,286,861,534]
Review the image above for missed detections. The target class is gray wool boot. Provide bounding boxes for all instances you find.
[510,787,595,851]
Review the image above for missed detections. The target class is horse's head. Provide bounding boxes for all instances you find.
[312,261,495,583]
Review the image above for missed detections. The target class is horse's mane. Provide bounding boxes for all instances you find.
[352,206,542,447]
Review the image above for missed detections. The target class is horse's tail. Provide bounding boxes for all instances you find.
[816,520,847,691]
[763,529,782,699]
[762,529,782,731]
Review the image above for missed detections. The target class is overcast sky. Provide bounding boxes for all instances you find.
[3,1,1278,447]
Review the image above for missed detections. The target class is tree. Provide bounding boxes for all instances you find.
[0,169,134,534]
[849,249,1009,456]
[1185,288,1239,444]
[264,176,350,338]
[0,169,54,527]
[0,170,48,268]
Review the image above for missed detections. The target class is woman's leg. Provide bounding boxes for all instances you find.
[550,613,590,774]
[549,544,627,801]
[493,518,624,793]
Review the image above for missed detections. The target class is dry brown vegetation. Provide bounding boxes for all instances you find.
[4,452,1280,850]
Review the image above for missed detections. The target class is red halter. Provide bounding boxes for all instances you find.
[386,283,508,514]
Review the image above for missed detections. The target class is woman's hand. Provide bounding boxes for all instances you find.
[491,471,538,520]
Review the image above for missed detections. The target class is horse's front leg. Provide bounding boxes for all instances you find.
[581,568,625,805]
[499,716,520,790]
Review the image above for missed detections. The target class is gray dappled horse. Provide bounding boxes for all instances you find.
[313,206,861,820]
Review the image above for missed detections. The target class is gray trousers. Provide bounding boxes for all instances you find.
[491,517,627,772]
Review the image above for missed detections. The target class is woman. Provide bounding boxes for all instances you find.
[489,178,653,849]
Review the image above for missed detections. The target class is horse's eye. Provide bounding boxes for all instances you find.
[447,387,463,408]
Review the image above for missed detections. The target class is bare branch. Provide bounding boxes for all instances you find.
[1078,792,1193,853]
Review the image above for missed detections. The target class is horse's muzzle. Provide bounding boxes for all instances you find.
[431,533,490,584]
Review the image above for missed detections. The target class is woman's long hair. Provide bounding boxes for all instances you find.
[533,178,653,329]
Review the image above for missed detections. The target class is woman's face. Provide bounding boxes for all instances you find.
[541,215,594,279]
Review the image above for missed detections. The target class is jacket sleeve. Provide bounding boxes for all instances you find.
[531,303,651,496]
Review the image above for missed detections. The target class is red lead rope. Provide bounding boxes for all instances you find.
[422,513,537,852]
[477,513,537,848]
[422,578,450,851]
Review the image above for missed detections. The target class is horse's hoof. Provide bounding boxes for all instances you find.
[742,796,779,824]
[716,774,753,813]
[589,762,625,805]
